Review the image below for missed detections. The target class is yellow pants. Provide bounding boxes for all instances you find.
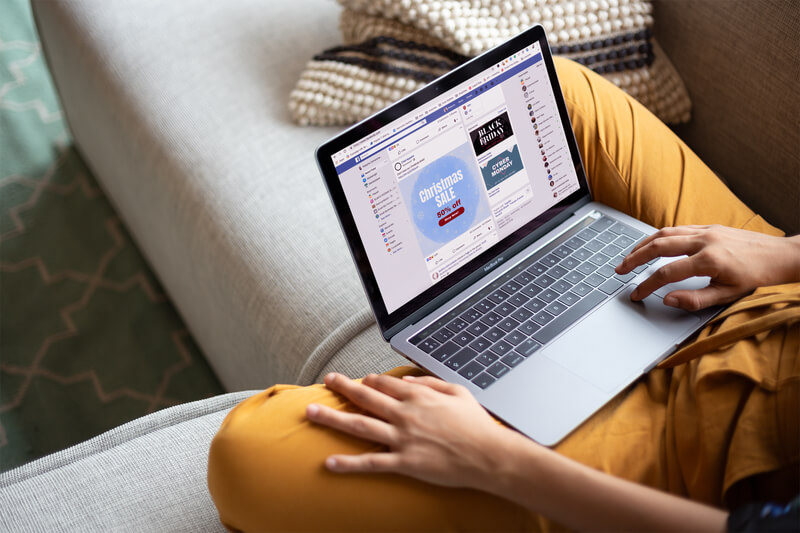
[207,58,800,532]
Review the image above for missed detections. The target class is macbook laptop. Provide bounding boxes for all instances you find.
[315,24,718,446]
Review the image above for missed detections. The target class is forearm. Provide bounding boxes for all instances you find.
[780,235,800,284]
[487,432,727,532]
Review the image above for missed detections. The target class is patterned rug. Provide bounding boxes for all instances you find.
[0,0,223,472]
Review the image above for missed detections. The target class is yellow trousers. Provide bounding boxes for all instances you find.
[207,58,800,532]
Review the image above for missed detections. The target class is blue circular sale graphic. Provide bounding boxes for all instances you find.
[410,155,480,243]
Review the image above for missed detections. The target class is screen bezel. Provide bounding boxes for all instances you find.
[315,24,592,339]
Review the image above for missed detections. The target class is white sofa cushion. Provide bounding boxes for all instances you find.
[34,0,408,390]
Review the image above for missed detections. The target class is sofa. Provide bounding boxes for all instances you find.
[2,0,797,530]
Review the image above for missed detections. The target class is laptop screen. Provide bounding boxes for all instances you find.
[318,26,589,336]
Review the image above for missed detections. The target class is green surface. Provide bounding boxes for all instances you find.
[0,0,224,472]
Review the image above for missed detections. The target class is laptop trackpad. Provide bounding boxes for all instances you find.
[541,288,701,393]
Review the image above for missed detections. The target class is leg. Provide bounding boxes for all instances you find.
[208,367,539,532]
[553,57,783,236]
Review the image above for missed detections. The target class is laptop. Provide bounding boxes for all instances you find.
[315,24,718,446]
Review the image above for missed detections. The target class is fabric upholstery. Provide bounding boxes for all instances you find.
[0,391,254,532]
[652,0,799,235]
[32,0,396,390]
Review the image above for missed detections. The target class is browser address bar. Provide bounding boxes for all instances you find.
[357,119,427,162]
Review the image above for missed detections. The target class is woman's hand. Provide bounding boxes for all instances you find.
[306,372,528,490]
[616,225,800,311]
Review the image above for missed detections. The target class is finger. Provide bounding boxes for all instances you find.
[618,235,704,275]
[630,256,704,301]
[325,452,402,474]
[663,284,742,311]
[362,373,418,401]
[628,226,699,255]
[403,375,466,396]
[324,373,399,421]
[306,403,397,446]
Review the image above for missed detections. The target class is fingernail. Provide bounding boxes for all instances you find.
[402,375,416,381]
[324,373,336,385]
[631,288,640,300]
[325,457,337,469]
[664,295,678,307]
[307,403,319,417]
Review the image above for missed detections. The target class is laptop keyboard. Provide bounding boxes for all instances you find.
[409,215,656,390]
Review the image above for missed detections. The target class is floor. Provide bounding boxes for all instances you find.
[0,0,224,472]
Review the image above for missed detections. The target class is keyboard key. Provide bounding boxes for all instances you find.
[497,317,521,333]
[532,310,556,326]
[571,248,593,261]
[598,278,624,295]
[550,279,573,294]
[502,353,525,368]
[589,217,615,232]
[432,327,455,343]
[602,243,623,257]
[515,338,541,356]
[577,227,598,241]
[565,236,586,249]
[490,340,513,356]
[545,301,568,316]
[584,239,605,253]
[527,262,549,276]
[561,256,580,270]
[453,331,476,346]
[614,234,635,248]
[633,264,648,274]
[518,320,541,336]
[620,225,645,239]
[594,230,616,244]
[487,290,510,304]
[487,361,511,378]
[474,299,496,313]
[444,347,478,370]
[524,297,547,313]
[476,352,499,366]
[458,361,484,380]
[588,252,611,266]
[514,271,535,285]
[541,254,560,267]
[468,336,492,352]
[510,306,534,322]
[460,308,482,323]
[553,245,572,258]
[480,311,502,327]
[430,341,460,362]
[484,326,505,342]
[417,338,441,353]
[607,222,626,234]
[494,302,515,316]
[576,261,597,275]
[558,291,581,307]
[504,330,526,346]
[605,254,623,268]
[520,283,543,298]
[532,290,606,345]
[446,317,469,332]
[472,372,496,389]
[584,273,605,287]
[548,265,568,279]
[538,289,559,303]
[508,293,530,307]
[502,280,523,294]
[596,264,616,278]
[564,271,585,284]
[534,274,556,288]
[572,282,592,296]
[466,321,489,337]
[613,272,636,283]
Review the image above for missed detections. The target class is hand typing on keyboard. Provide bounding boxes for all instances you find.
[616,225,800,311]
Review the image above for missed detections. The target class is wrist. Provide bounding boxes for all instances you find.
[482,429,551,508]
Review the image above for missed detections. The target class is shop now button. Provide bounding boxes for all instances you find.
[438,206,465,226]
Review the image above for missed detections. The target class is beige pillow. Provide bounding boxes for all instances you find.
[290,0,691,126]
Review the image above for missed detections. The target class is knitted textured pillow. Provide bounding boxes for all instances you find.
[290,0,691,126]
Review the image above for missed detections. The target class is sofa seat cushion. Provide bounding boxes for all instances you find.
[0,392,253,532]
